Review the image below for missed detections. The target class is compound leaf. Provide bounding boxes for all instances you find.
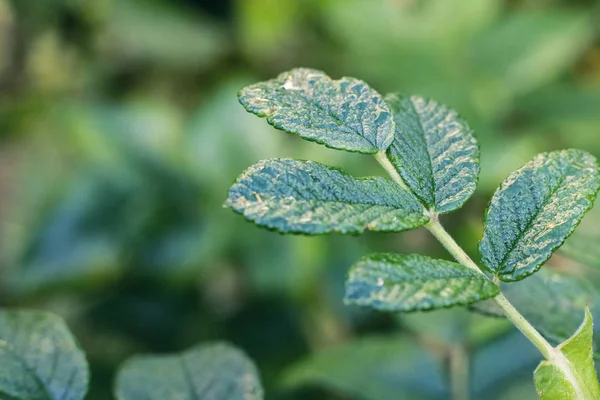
[479,150,600,281]
[344,253,498,312]
[385,94,479,213]
[226,159,429,235]
[115,342,263,400]
[238,68,395,154]
[0,310,89,400]
[534,308,600,399]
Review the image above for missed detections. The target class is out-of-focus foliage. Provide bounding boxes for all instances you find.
[1,0,600,398]
[281,335,447,400]
[0,310,89,400]
[115,342,264,400]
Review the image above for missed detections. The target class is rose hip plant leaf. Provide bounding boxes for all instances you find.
[231,69,600,399]
[479,149,600,282]
[344,253,499,312]
[385,94,479,213]
[226,159,428,235]
[115,342,263,400]
[534,308,600,400]
[0,310,89,400]
[238,68,395,154]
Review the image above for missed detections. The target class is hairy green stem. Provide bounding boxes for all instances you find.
[374,152,585,397]
[424,217,483,276]
[426,217,589,398]
[493,292,554,360]
[425,217,556,360]
[374,151,411,191]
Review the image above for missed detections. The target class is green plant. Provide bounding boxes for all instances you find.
[226,68,600,399]
[0,309,264,399]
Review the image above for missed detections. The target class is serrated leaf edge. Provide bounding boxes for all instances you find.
[479,149,600,282]
[534,307,596,399]
[384,93,481,214]
[224,158,430,235]
[238,68,395,154]
[344,253,500,313]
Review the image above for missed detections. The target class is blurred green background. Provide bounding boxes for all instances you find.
[1,0,600,398]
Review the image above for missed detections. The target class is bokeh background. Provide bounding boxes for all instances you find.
[1,0,600,399]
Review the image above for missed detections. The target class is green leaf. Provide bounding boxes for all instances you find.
[479,150,600,281]
[534,308,600,399]
[344,253,498,312]
[559,228,600,270]
[238,68,395,154]
[226,159,429,235]
[470,268,600,359]
[0,310,89,400]
[115,342,263,400]
[385,94,479,213]
[281,335,446,400]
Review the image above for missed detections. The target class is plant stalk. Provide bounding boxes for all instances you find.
[374,151,411,191]
[425,217,556,360]
[426,214,590,398]
[424,216,483,276]
[450,344,470,400]
[426,217,593,399]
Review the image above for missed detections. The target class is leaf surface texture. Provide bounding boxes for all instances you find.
[386,94,479,213]
[226,159,429,234]
[238,68,395,153]
[479,150,600,281]
[345,253,498,312]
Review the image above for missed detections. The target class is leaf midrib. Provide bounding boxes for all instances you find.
[293,82,379,149]
[0,342,54,400]
[179,356,201,400]
[406,97,437,211]
[495,167,569,276]
[355,269,492,284]
[257,196,416,209]
[0,389,22,400]
[267,79,380,150]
